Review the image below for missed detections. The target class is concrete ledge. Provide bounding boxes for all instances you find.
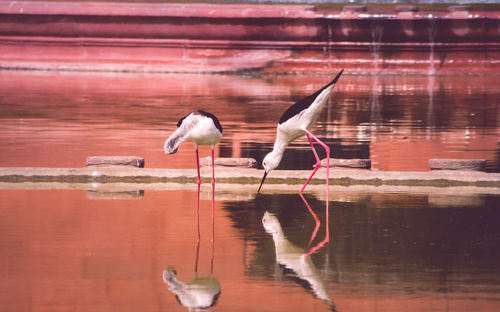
[3,180,500,201]
[1,167,500,189]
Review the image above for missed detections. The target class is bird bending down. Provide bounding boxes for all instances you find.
[258,70,344,194]
[164,110,223,186]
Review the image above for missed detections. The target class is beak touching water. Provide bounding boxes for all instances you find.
[257,171,268,194]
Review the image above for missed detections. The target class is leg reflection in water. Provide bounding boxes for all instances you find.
[163,183,221,310]
[300,193,329,256]
[262,195,335,311]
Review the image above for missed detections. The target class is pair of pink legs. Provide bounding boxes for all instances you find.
[300,128,330,196]
[194,144,216,246]
[195,144,216,187]
[300,128,330,252]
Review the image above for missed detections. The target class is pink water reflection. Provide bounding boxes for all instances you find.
[2,189,500,312]
[0,70,498,171]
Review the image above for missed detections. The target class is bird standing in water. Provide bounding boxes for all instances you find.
[258,70,344,194]
[164,110,223,186]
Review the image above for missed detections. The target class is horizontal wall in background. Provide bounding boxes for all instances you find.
[1,1,499,75]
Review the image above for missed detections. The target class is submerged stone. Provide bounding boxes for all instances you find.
[429,159,486,171]
[319,158,371,169]
[86,156,145,168]
[200,157,257,168]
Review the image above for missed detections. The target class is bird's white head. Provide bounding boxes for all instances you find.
[257,150,283,193]
[262,150,282,173]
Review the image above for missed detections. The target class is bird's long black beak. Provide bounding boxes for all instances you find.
[257,171,268,194]
[331,69,344,85]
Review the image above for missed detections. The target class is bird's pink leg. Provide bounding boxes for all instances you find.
[195,145,201,186]
[195,145,201,243]
[211,145,215,244]
[300,134,320,194]
[211,145,216,187]
[300,129,330,195]
[300,129,330,250]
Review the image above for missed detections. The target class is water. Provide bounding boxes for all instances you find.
[1,70,499,172]
[248,0,498,3]
[428,15,437,76]
[370,19,384,74]
[1,187,500,311]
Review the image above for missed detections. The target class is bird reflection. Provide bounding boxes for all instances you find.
[262,195,335,310]
[163,183,221,310]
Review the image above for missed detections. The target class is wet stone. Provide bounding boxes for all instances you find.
[448,5,472,12]
[86,190,144,200]
[343,5,367,12]
[86,156,145,168]
[319,158,371,169]
[395,6,419,12]
[429,159,486,171]
[200,157,257,168]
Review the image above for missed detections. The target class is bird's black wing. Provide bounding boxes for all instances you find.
[279,70,343,125]
[176,114,189,127]
[194,110,223,134]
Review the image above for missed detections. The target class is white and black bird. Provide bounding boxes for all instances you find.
[164,110,223,185]
[258,70,344,194]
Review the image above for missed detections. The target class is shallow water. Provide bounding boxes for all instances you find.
[0,70,499,171]
[1,70,500,310]
[1,187,500,311]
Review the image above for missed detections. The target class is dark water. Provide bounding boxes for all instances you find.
[1,187,500,311]
[0,70,499,171]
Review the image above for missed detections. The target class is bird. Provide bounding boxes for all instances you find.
[257,70,344,194]
[164,110,223,186]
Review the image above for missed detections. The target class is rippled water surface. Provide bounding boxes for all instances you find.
[1,187,500,311]
[0,70,499,171]
[1,70,500,310]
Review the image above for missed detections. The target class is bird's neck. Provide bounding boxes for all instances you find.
[272,140,287,159]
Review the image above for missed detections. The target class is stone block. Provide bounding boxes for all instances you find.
[318,158,371,169]
[86,190,144,200]
[429,159,486,171]
[86,156,145,168]
[343,5,367,12]
[200,157,257,168]
[395,6,419,12]
[448,5,472,12]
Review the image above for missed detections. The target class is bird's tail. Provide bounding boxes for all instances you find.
[164,129,186,154]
